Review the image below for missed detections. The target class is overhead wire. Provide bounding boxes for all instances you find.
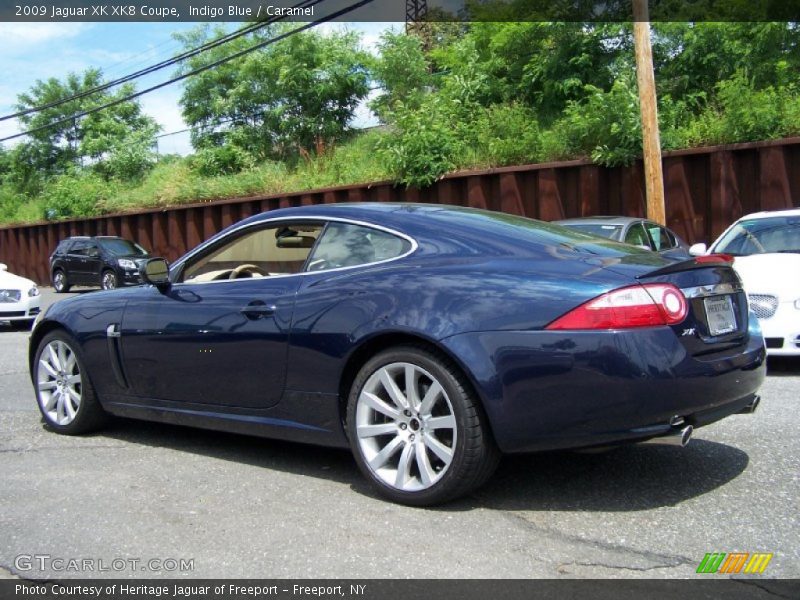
[0,0,325,123]
[0,0,377,144]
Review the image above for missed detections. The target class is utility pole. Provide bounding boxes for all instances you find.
[632,0,666,225]
[405,0,428,34]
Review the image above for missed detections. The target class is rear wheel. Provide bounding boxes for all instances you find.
[347,346,499,506]
[33,331,107,434]
[52,269,70,293]
[101,270,118,290]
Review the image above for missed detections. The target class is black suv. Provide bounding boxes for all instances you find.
[50,236,151,292]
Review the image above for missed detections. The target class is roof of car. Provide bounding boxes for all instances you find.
[737,208,800,221]
[64,235,128,240]
[554,216,643,226]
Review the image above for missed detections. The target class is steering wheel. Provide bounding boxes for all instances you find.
[228,264,267,279]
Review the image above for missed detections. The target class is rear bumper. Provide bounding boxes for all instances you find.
[441,324,767,453]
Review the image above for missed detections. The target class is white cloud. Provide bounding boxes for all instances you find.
[139,86,192,155]
[0,23,89,55]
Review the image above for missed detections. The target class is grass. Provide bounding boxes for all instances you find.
[0,131,391,225]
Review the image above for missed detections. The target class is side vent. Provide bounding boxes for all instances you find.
[106,323,129,389]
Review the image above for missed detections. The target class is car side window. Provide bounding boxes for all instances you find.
[69,241,89,256]
[624,223,650,248]
[305,223,411,272]
[644,223,675,251]
[55,240,72,254]
[180,223,323,283]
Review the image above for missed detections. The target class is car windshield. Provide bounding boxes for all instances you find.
[98,238,148,256]
[714,216,800,256]
[560,223,623,241]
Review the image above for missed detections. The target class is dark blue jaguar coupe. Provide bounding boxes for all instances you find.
[29,204,765,505]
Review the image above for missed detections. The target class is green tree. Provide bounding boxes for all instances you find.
[14,68,159,180]
[177,25,371,167]
[653,22,800,101]
[369,31,432,120]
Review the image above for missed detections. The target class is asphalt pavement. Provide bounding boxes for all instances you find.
[1,288,798,579]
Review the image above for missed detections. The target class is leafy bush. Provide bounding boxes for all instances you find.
[101,127,160,182]
[543,75,642,167]
[473,103,542,166]
[189,145,255,176]
[0,189,25,222]
[377,96,470,187]
[39,172,115,219]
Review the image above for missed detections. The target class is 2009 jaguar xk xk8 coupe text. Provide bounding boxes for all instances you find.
[29,204,765,505]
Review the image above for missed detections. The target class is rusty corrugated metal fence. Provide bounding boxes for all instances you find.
[2,137,799,285]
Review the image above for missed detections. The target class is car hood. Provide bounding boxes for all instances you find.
[732,253,800,297]
[0,269,35,290]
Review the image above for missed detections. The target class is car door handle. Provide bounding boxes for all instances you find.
[240,302,276,319]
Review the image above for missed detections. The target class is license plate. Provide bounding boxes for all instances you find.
[704,295,737,336]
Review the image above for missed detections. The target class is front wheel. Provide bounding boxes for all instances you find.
[52,269,70,293]
[33,331,107,434]
[347,346,499,506]
[101,270,118,290]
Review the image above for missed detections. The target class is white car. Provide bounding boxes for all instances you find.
[0,263,41,330]
[690,209,800,356]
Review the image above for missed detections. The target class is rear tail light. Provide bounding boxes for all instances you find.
[545,284,688,330]
[695,253,734,264]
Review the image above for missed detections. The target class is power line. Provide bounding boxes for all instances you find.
[1,0,377,144]
[0,0,320,123]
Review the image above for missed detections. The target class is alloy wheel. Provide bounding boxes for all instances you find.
[102,271,117,290]
[53,271,65,292]
[37,340,82,426]
[355,362,457,492]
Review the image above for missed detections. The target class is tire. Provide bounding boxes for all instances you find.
[101,270,118,290]
[52,269,70,293]
[33,330,107,435]
[346,345,500,506]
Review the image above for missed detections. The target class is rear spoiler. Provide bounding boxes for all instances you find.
[636,254,735,279]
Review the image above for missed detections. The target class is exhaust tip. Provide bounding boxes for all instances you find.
[679,425,693,447]
[737,395,761,415]
[641,424,693,447]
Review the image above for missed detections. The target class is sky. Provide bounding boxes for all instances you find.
[0,21,397,156]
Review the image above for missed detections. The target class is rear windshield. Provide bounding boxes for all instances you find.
[560,223,623,241]
[715,216,800,256]
[430,208,650,258]
[98,238,148,256]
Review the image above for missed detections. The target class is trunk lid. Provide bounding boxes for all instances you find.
[631,256,750,356]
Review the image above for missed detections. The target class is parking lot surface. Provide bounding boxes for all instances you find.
[1,289,798,579]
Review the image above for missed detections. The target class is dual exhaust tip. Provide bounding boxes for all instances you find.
[642,395,760,448]
[642,424,694,448]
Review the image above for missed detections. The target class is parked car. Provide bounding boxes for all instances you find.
[555,216,691,259]
[0,262,40,329]
[690,208,800,356]
[30,204,765,505]
[50,236,151,292]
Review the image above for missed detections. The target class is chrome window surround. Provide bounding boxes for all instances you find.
[169,216,419,286]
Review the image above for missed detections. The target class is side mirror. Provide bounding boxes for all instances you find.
[689,243,708,256]
[142,258,170,289]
